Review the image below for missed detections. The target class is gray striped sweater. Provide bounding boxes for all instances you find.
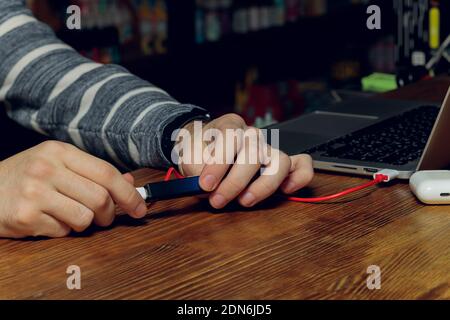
[0,0,210,170]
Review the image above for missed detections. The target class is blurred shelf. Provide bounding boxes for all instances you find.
[122,2,393,108]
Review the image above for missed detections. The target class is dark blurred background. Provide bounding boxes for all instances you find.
[1,0,449,160]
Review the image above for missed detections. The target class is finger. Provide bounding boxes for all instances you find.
[280,154,314,194]
[61,146,147,218]
[199,163,231,192]
[42,190,95,232]
[53,169,116,227]
[34,214,72,238]
[199,124,245,192]
[10,209,71,238]
[238,149,291,207]
[209,146,262,209]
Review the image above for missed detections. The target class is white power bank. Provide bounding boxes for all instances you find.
[410,170,450,204]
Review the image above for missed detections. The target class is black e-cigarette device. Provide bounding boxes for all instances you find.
[136,176,206,202]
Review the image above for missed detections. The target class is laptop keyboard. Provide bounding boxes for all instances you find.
[305,105,439,166]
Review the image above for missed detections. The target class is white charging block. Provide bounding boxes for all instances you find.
[410,170,450,204]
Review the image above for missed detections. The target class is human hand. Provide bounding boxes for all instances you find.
[0,141,147,238]
[176,114,314,209]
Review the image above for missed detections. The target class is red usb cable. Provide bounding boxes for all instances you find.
[164,167,184,181]
[164,168,397,203]
[286,174,387,203]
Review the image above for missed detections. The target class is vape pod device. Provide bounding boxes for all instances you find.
[136,176,206,202]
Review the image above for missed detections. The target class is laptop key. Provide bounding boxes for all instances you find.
[304,105,439,166]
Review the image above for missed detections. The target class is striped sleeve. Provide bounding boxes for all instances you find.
[0,0,210,170]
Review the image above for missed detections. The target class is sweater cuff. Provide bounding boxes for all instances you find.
[161,107,211,167]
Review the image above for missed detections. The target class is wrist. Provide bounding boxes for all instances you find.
[161,108,211,169]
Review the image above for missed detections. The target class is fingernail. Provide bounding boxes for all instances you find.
[135,203,148,218]
[211,194,226,208]
[241,192,256,207]
[202,175,217,191]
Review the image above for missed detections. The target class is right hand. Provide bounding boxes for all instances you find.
[0,141,147,239]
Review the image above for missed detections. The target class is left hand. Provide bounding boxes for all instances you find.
[176,114,314,209]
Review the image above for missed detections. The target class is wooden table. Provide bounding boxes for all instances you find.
[1,77,449,300]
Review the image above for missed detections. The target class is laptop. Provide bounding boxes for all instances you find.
[269,87,450,180]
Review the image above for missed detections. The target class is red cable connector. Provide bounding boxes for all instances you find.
[163,168,399,203]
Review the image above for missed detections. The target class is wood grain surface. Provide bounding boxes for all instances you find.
[0,78,449,300]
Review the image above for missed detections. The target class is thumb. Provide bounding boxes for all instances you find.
[122,172,135,185]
